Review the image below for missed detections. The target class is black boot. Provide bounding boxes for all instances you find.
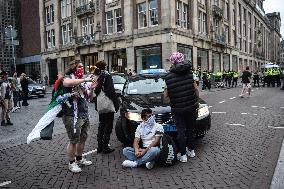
[6,119,13,125]
[1,120,6,126]
[103,147,115,154]
[97,144,103,153]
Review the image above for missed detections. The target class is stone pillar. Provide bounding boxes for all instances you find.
[220,53,224,71]
[162,42,177,71]
[192,46,198,69]
[126,46,135,72]
[208,50,213,72]
[57,58,62,74]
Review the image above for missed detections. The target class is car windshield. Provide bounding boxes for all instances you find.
[28,78,37,85]
[112,75,126,84]
[126,78,165,95]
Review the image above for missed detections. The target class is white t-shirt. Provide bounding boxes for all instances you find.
[135,123,164,148]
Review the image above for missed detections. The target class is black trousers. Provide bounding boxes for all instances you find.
[174,113,196,155]
[97,112,114,149]
[22,91,28,105]
[232,78,238,87]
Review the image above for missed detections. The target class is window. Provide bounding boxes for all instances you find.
[224,2,229,20]
[214,19,220,35]
[106,11,113,34]
[225,25,229,43]
[105,8,123,34]
[149,0,158,26]
[214,0,219,6]
[232,9,235,25]
[115,9,123,32]
[45,5,54,24]
[81,17,95,36]
[46,29,55,48]
[198,0,205,4]
[138,2,147,28]
[62,23,72,45]
[198,11,207,34]
[176,1,188,28]
[61,0,72,19]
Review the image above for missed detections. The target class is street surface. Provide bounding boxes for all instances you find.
[0,86,283,189]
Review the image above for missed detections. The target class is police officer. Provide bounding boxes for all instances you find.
[253,70,260,87]
[232,71,239,88]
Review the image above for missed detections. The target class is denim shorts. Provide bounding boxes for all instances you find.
[62,116,90,144]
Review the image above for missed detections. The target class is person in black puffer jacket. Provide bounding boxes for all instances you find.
[164,52,199,163]
[94,61,120,154]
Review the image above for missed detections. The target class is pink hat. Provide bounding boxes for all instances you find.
[170,52,184,64]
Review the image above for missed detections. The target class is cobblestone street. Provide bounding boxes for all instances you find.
[0,87,283,189]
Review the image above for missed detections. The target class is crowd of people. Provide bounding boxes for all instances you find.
[2,52,284,174]
[192,67,284,91]
[0,70,30,126]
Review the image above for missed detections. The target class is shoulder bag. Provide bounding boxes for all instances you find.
[96,77,115,114]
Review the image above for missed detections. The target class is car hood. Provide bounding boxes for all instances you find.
[123,94,206,113]
[114,84,124,92]
[29,84,43,88]
[124,93,171,113]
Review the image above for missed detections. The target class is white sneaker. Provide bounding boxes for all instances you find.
[178,154,187,163]
[145,161,155,170]
[68,162,82,173]
[186,149,196,158]
[77,158,92,166]
[122,160,138,168]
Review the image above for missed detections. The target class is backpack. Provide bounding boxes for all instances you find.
[157,134,177,166]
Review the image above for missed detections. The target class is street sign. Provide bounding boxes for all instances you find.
[5,39,19,46]
[4,27,17,38]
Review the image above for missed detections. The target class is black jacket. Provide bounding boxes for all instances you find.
[164,63,198,114]
[95,71,119,112]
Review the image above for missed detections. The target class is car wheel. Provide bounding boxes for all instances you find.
[115,117,132,147]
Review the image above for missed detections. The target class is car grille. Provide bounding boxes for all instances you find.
[155,112,174,124]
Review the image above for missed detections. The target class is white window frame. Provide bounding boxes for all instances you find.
[61,0,72,19]
[138,2,147,28]
[149,0,158,26]
[198,11,207,34]
[214,19,220,35]
[62,23,72,45]
[176,1,188,29]
[51,29,55,47]
[106,11,114,34]
[45,5,54,24]
[115,8,123,32]
[81,17,95,36]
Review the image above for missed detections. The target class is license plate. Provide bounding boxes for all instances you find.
[162,124,177,132]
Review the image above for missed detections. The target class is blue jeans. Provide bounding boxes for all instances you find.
[122,147,160,166]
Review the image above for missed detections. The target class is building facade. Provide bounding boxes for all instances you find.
[17,0,41,79]
[39,0,282,84]
[280,40,284,66]
[0,0,19,74]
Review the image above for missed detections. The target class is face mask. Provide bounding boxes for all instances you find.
[146,115,156,126]
[74,67,84,79]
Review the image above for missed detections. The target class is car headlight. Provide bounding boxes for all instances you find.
[197,104,210,120]
[28,87,33,92]
[125,112,143,122]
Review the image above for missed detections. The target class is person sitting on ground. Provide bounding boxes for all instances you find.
[122,108,164,170]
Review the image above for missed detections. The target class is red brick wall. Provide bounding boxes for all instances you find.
[20,0,41,57]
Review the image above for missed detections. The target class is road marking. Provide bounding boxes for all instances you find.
[230,97,236,100]
[253,114,258,116]
[225,123,245,127]
[212,112,226,114]
[0,181,11,187]
[251,106,259,108]
[208,106,213,108]
[261,107,266,109]
[268,126,284,129]
[82,149,97,156]
[219,100,226,104]
[241,113,248,115]
[280,107,284,109]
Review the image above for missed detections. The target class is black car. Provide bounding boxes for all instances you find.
[115,70,211,146]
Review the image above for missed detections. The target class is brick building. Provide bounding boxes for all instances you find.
[39,0,282,84]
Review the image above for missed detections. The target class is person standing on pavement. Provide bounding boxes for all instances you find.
[11,72,21,112]
[253,70,260,87]
[62,60,97,173]
[20,73,29,106]
[0,71,13,126]
[93,61,119,154]
[163,52,199,163]
[240,66,252,98]
[122,108,164,169]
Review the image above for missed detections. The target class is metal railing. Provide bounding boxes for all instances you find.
[75,34,97,45]
[212,5,223,18]
[214,34,226,45]
[76,3,95,16]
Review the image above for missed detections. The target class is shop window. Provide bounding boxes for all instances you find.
[177,44,192,63]
[223,54,230,71]
[212,52,221,73]
[135,45,162,73]
[197,49,208,71]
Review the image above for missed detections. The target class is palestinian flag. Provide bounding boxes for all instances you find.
[27,78,64,144]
